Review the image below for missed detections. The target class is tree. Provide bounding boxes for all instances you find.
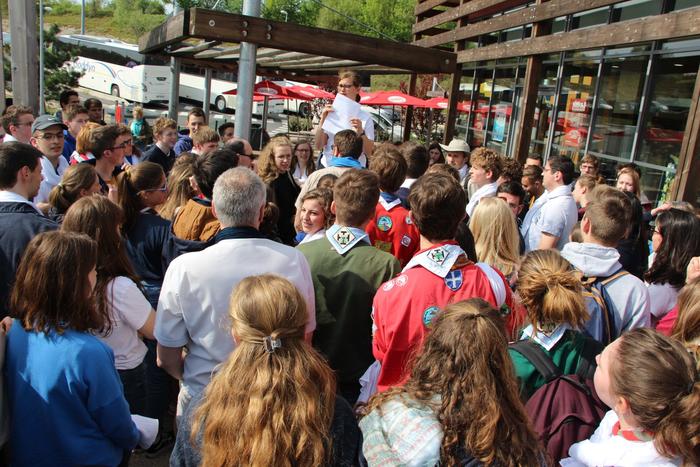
[44,24,82,101]
[315,0,414,42]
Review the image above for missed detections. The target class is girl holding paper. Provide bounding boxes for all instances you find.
[315,70,375,168]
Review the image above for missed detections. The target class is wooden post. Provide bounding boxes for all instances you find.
[403,73,417,142]
[444,68,462,143]
[9,0,39,112]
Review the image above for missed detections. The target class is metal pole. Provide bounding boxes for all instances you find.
[167,4,181,123]
[234,0,262,140]
[81,0,86,34]
[203,68,212,123]
[39,0,45,114]
[0,5,6,114]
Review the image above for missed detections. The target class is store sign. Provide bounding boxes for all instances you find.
[564,128,583,147]
[571,99,588,113]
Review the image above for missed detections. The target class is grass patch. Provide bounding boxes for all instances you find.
[45,13,165,43]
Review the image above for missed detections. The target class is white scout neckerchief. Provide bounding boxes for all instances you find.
[326,224,370,255]
[402,244,465,278]
[378,196,402,211]
[520,323,571,351]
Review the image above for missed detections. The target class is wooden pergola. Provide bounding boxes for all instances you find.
[138,8,457,140]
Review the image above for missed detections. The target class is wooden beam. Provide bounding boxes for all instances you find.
[171,40,221,55]
[186,8,456,74]
[139,9,190,53]
[413,0,510,34]
[404,73,418,142]
[194,45,240,59]
[444,68,463,143]
[672,63,700,202]
[457,6,700,62]
[415,0,461,16]
[415,0,618,48]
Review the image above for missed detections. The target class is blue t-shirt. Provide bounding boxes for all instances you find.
[5,324,139,466]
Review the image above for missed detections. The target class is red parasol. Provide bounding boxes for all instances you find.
[223,80,308,100]
[286,85,334,100]
[359,90,428,107]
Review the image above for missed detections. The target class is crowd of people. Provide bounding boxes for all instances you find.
[0,71,699,467]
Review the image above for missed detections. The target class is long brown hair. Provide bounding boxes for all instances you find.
[365,299,543,465]
[191,274,336,466]
[158,153,196,221]
[517,249,588,331]
[257,136,292,185]
[671,277,700,367]
[10,231,99,333]
[61,196,140,334]
[48,163,98,215]
[290,139,316,178]
[115,161,165,231]
[610,328,700,465]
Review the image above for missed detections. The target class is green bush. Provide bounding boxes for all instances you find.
[288,116,313,132]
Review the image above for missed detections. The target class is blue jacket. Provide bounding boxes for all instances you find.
[0,202,57,318]
[174,130,193,155]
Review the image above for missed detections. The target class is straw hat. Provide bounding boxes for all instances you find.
[439,139,470,154]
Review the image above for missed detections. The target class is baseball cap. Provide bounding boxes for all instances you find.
[31,114,68,134]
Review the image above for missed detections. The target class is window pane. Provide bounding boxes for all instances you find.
[486,67,516,153]
[550,59,600,163]
[529,62,560,157]
[611,0,662,22]
[588,55,649,161]
[571,7,610,31]
[670,0,700,11]
[637,54,699,168]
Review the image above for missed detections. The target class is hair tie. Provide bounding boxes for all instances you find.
[263,335,282,354]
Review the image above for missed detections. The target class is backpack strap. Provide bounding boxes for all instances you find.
[575,335,605,380]
[595,267,629,344]
[509,339,562,383]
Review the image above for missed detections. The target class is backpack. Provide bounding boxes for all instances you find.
[580,268,629,345]
[509,340,607,463]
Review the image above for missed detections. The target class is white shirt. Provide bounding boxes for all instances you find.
[521,184,578,252]
[561,411,681,467]
[155,237,316,398]
[3,134,19,143]
[319,110,374,168]
[299,228,325,245]
[36,156,69,204]
[645,282,679,319]
[0,190,43,214]
[98,277,151,370]
[465,181,498,217]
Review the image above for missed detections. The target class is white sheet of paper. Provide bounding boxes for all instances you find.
[322,93,362,135]
[131,414,159,449]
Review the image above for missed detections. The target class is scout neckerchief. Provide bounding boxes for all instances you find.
[612,422,654,442]
[214,226,265,243]
[326,224,369,255]
[328,156,362,169]
[402,243,468,278]
[379,192,402,211]
[520,324,571,351]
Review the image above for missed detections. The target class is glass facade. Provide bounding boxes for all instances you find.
[456,0,700,205]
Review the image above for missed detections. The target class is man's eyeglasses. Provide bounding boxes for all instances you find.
[338,84,355,89]
[36,133,64,141]
[109,139,133,150]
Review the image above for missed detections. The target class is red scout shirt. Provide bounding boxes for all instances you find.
[366,195,420,267]
[371,242,517,392]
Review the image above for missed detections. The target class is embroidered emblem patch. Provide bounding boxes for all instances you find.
[375,240,392,253]
[423,305,440,328]
[444,270,463,291]
[333,227,355,247]
[396,275,408,287]
[427,247,447,265]
[400,235,411,247]
[405,215,412,225]
[382,280,395,292]
[377,216,393,232]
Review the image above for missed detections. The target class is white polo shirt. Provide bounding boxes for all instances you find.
[155,237,316,398]
[36,156,69,204]
[521,184,578,252]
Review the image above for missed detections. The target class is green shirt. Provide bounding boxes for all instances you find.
[298,237,400,383]
[509,329,604,400]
